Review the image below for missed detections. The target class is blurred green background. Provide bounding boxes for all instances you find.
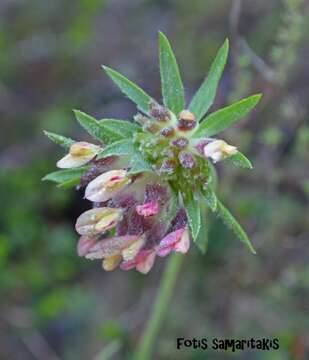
[0,0,308,359]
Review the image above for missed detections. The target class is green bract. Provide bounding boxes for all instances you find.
[44,32,262,257]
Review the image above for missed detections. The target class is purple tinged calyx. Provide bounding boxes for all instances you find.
[149,101,171,122]
[171,137,189,149]
[178,151,196,169]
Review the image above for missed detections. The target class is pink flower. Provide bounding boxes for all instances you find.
[77,235,97,257]
[120,250,156,274]
[157,227,190,257]
[136,201,159,217]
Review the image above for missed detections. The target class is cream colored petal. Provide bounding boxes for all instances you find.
[122,237,145,261]
[57,142,100,169]
[102,255,122,271]
[203,140,224,157]
[75,207,122,236]
[70,142,100,156]
[204,140,237,163]
[222,144,237,156]
[86,235,140,259]
[85,169,131,202]
[94,211,122,232]
[57,153,94,169]
[212,152,224,163]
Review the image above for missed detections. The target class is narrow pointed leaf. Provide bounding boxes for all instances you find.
[202,186,217,212]
[229,152,253,169]
[193,94,262,138]
[195,204,209,254]
[97,139,136,159]
[99,119,141,138]
[189,39,229,121]
[159,32,185,114]
[42,166,90,184]
[216,199,256,254]
[44,131,75,149]
[183,190,201,241]
[102,66,153,114]
[74,110,124,144]
[74,110,108,142]
[57,178,81,189]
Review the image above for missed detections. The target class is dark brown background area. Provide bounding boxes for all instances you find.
[0,0,308,359]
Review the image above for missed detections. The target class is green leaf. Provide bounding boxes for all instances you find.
[195,204,208,254]
[165,188,179,225]
[193,94,262,138]
[102,66,153,114]
[43,131,75,149]
[57,178,81,189]
[202,186,217,212]
[129,152,153,174]
[183,190,201,241]
[42,166,90,185]
[99,119,141,138]
[189,39,229,121]
[159,32,185,115]
[97,139,136,159]
[73,110,112,142]
[229,152,253,169]
[216,199,256,254]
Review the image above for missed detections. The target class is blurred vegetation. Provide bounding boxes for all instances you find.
[0,0,308,359]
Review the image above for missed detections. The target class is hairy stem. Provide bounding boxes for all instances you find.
[134,253,184,360]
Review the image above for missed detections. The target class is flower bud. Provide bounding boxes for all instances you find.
[142,121,160,134]
[75,207,122,236]
[85,169,131,202]
[177,110,196,131]
[149,101,170,121]
[178,151,196,169]
[203,140,237,163]
[57,142,100,169]
[160,126,175,137]
[171,137,189,149]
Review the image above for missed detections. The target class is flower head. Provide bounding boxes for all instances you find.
[44,33,260,273]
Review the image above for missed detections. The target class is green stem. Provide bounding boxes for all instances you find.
[134,253,184,360]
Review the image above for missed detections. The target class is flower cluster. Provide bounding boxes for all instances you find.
[44,33,261,273]
[56,139,190,273]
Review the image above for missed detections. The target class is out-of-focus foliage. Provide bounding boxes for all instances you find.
[0,0,308,359]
